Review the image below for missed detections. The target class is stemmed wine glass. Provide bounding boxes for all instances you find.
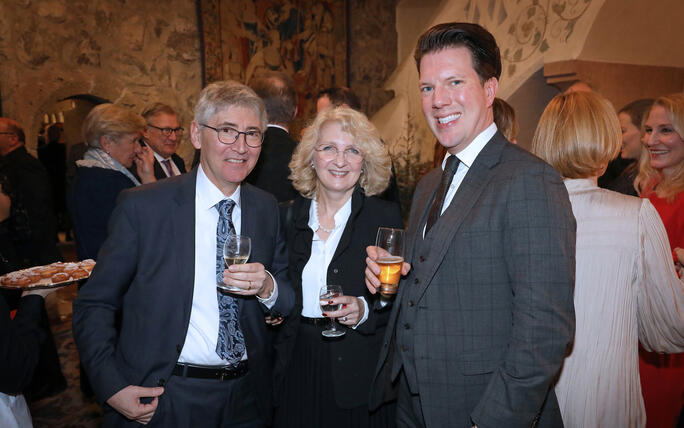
[218,234,251,292]
[319,284,345,337]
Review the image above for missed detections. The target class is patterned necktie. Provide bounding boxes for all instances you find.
[215,199,246,363]
[161,159,176,177]
[425,155,460,235]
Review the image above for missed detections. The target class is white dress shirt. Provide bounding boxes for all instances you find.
[423,123,497,237]
[300,197,369,327]
[178,165,277,365]
[153,151,181,177]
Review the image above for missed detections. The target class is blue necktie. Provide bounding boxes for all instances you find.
[215,199,246,363]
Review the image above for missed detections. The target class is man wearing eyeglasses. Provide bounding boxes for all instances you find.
[73,82,294,427]
[139,103,187,180]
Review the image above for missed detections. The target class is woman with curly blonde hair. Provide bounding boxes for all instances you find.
[634,93,684,428]
[274,107,402,427]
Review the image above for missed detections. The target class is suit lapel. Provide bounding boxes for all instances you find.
[237,184,259,313]
[172,153,187,174]
[153,158,166,180]
[172,169,198,322]
[330,187,363,264]
[406,169,440,264]
[413,133,507,302]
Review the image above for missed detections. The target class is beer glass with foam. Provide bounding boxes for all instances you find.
[375,227,405,297]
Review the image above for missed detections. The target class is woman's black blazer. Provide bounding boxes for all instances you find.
[275,186,403,408]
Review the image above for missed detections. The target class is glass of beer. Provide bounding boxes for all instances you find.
[375,227,405,297]
[219,235,251,292]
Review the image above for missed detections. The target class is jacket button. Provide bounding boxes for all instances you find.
[157,378,166,387]
[414,278,419,284]
[401,345,408,352]
[419,256,425,262]
[404,323,411,330]
[408,300,414,307]
[176,345,182,353]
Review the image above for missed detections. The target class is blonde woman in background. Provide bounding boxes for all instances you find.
[634,93,684,428]
[532,91,684,427]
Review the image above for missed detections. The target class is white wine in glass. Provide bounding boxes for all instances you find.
[319,284,345,337]
[219,235,251,292]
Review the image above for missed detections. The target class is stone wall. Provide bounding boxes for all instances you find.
[0,0,202,164]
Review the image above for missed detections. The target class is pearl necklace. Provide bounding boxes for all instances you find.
[316,199,336,233]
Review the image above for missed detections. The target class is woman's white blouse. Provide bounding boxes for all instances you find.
[300,197,352,317]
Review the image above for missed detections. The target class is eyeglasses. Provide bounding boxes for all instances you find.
[200,124,263,148]
[314,144,363,163]
[147,124,184,137]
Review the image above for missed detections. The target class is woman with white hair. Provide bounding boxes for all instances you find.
[68,103,156,261]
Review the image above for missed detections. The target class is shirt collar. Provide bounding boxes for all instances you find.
[441,122,497,170]
[267,124,289,133]
[152,150,171,163]
[196,165,241,211]
[308,194,353,232]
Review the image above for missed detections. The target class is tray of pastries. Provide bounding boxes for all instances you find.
[0,259,96,290]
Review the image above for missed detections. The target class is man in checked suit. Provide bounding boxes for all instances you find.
[138,103,188,180]
[365,23,576,428]
[73,81,294,427]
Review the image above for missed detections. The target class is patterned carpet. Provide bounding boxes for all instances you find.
[27,286,103,427]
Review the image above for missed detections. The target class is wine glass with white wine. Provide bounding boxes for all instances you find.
[319,284,345,337]
[219,234,251,292]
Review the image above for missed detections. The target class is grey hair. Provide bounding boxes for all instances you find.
[194,80,267,130]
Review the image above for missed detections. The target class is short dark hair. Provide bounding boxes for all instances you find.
[317,87,361,111]
[414,22,501,84]
[249,71,297,125]
[618,98,654,129]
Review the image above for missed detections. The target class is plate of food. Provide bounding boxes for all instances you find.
[0,259,96,290]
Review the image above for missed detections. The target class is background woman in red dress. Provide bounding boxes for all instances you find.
[635,93,684,427]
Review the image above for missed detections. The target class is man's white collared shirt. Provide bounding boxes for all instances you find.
[178,165,276,365]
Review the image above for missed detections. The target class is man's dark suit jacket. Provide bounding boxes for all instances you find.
[275,187,403,409]
[0,146,60,266]
[0,294,47,394]
[152,153,187,180]
[246,126,297,202]
[130,152,187,182]
[72,169,294,426]
[369,132,576,428]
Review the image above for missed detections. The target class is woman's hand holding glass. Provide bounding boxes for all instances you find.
[322,294,366,327]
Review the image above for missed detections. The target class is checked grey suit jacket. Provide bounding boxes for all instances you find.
[369,132,576,428]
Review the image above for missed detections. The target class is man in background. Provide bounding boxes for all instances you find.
[139,103,187,179]
[246,71,298,202]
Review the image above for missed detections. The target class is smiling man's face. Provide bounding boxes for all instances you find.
[191,105,262,196]
[419,46,497,155]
